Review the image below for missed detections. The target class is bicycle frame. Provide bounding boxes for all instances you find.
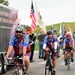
[45,50,54,75]
[7,56,25,75]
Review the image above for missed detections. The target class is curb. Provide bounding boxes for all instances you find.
[34,51,38,53]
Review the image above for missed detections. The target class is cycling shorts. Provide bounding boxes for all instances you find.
[51,51,58,58]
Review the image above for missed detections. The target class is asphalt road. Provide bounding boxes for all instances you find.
[2,51,75,75]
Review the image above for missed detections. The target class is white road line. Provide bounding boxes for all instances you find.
[60,62,74,66]
[37,61,46,64]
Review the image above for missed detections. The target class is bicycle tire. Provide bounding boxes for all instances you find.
[45,60,53,75]
[45,60,49,75]
[13,70,25,75]
[50,64,54,75]
[13,70,19,75]
[0,56,2,75]
[51,71,53,75]
[45,65,50,75]
[13,63,25,75]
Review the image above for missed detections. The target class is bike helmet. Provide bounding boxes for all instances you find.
[15,25,23,31]
[47,30,52,35]
[65,32,71,37]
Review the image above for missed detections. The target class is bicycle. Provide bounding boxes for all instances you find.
[43,50,55,75]
[6,56,25,75]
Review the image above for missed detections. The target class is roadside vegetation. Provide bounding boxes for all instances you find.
[34,22,75,51]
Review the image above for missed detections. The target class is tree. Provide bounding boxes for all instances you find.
[0,0,9,6]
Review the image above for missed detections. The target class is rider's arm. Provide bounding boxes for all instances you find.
[43,43,47,50]
[6,45,13,58]
[23,46,27,55]
[53,36,58,51]
[63,38,66,49]
[54,42,58,50]
[23,35,29,55]
[72,39,74,49]
[6,35,15,58]
[43,36,47,50]
[43,36,50,51]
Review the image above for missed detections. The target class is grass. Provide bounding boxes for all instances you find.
[33,22,75,51]
[35,41,39,51]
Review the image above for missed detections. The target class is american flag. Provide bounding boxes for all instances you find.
[30,0,36,31]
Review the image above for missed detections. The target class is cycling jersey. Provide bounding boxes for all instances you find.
[43,35,58,50]
[9,33,29,55]
[64,37,74,49]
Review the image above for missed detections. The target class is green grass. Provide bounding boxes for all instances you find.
[34,22,75,51]
[35,41,39,51]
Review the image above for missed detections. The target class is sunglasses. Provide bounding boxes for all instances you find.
[16,31,22,33]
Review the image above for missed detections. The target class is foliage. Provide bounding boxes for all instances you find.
[22,25,30,32]
[0,0,9,6]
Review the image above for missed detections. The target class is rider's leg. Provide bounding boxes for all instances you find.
[45,52,49,60]
[64,51,68,60]
[52,57,57,74]
[71,50,74,62]
[23,56,30,73]
[52,57,57,70]
[64,51,68,65]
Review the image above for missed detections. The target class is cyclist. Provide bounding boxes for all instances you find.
[63,32,74,65]
[43,30,58,74]
[4,25,30,75]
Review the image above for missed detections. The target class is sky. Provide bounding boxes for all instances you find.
[8,0,75,26]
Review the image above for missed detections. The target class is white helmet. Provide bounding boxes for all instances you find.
[15,25,23,31]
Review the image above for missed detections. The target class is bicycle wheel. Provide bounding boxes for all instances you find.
[13,70,19,75]
[0,55,2,75]
[50,64,54,75]
[45,60,51,75]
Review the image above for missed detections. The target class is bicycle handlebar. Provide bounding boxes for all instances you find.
[7,57,22,60]
[63,48,72,51]
[42,49,56,53]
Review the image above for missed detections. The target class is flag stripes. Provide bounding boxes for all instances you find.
[30,0,36,31]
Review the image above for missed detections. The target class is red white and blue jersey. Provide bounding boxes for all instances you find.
[43,35,58,50]
[9,33,29,55]
[64,37,74,48]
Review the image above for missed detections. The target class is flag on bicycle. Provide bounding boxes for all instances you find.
[34,2,46,33]
[67,25,72,36]
[30,0,36,31]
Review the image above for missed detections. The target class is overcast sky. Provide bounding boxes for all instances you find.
[8,0,75,26]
